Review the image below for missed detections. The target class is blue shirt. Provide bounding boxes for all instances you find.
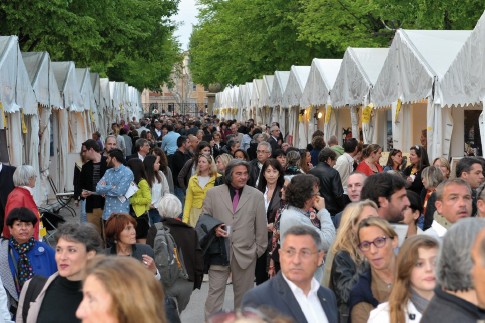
[96,164,134,220]
[161,131,180,155]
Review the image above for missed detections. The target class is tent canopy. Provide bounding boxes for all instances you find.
[331,48,389,108]
[373,29,471,107]
[441,12,485,107]
[301,58,342,107]
[52,61,84,111]
[244,82,253,109]
[282,65,311,108]
[23,52,63,109]
[259,75,274,108]
[251,79,264,109]
[271,71,290,108]
[0,36,37,115]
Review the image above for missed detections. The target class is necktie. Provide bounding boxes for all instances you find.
[233,189,240,212]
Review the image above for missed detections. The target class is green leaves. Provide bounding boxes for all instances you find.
[0,0,181,90]
[189,0,485,87]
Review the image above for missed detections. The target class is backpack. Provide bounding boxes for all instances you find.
[22,275,48,322]
[153,223,189,288]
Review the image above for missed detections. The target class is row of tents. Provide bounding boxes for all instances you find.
[0,35,144,206]
[214,11,485,163]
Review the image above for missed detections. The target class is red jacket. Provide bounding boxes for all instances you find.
[3,187,40,239]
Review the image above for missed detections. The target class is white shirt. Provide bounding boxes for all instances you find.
[282,274,329,323]
[137,152,145,161]
[334,152,354,194]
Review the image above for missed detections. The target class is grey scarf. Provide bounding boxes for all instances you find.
[410,288,429,314]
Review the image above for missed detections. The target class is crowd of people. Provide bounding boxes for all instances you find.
[1,114,485,322]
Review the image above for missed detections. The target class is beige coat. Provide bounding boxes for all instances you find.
[202,184,268,270]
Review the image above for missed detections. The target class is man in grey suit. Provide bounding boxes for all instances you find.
[202,159,268,317]
[242,225,338,323]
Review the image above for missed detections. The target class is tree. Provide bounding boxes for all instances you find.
[0,0,181,90]
[189,0,339,86]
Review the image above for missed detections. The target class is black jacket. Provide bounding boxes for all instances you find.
[80,157,108,212]
[309,162,345,216]
[248,159,261,187]
[0,164,16,233]
[169,150,191,188]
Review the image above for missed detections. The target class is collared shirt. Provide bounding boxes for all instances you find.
[161,131,181,155]
[20,186,34,195]
[282,273,329,323]
[334,152,354,194]
[96,164,134,220]
[137,152,145,161]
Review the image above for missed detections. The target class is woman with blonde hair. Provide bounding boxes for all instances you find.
[368,235,439,323]
[76,256,166,323]
[349,217,399,322]
[356,144,383,176]
[183,154,221,227]
[323,200,378,322]
[432,157,451,179]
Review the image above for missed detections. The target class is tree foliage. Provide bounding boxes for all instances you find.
[189,0,339,87]
[189,0,485,87]
[0,0,181,90]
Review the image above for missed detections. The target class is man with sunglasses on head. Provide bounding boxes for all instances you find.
[242,225,338,323]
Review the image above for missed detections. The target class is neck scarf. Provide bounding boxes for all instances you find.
[10,237,35,290]
[410,287,429,314]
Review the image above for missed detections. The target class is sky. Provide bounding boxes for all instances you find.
[173,0,199,51]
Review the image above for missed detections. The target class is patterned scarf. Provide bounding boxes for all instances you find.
[10,237,35,290]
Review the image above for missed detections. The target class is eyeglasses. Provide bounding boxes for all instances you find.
[358,236,389,252]
[257,150,270,154]
[281,248,319,259]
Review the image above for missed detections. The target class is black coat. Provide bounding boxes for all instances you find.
[146,218,204,290]
[309,162,345,216]
[0,164,16,233]
[80,157,108,212]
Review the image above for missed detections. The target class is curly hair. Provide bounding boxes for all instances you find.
[284,174,319,209]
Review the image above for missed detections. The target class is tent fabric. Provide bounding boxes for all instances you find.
[259,75,275,109]
[271,71,290,108]
[76,68,97,136]
[251,79,264,124]
[52,61,84,112]
[330,48,388,108]
[22,52,63,109]
[440,12,485,107]
[282,66,311,147]
[282,66,311,108]
[301,59,342,108]
[373,29,471,108]
[0,36,37,115]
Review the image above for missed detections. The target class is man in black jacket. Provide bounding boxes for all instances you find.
[0,162,16,234]
[170,136,191,207]
[309,147,346,216]
[248,142,272,187]
[80,139,108,235]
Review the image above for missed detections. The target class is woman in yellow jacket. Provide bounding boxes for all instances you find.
[127,158,152,243]
[183,154,221,227]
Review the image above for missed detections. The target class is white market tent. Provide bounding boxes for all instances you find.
[441,12,485,157]
[231,86,240,120]
[259,75,275,126]
[243,82,253,120]
[250,79,264,124]
[0,36,41,202]
[213,92,221,115]
[90,72,107,137]
[271,71,290,138]
[300,58,342,143]
[237,84,247,121]
[373,29,471,159]
[330,48,389,144]
[100,78,112,133]
[51,61,84,192]
[76,68,97,142]
[23,51,64,204]
[282,65,311,148]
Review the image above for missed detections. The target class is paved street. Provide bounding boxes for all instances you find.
[55,201,235,322]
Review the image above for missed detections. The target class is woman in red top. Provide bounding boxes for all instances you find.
[3,165,40,239]
[356,144,383,176]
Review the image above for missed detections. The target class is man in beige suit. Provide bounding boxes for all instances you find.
[202,159,268,317]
